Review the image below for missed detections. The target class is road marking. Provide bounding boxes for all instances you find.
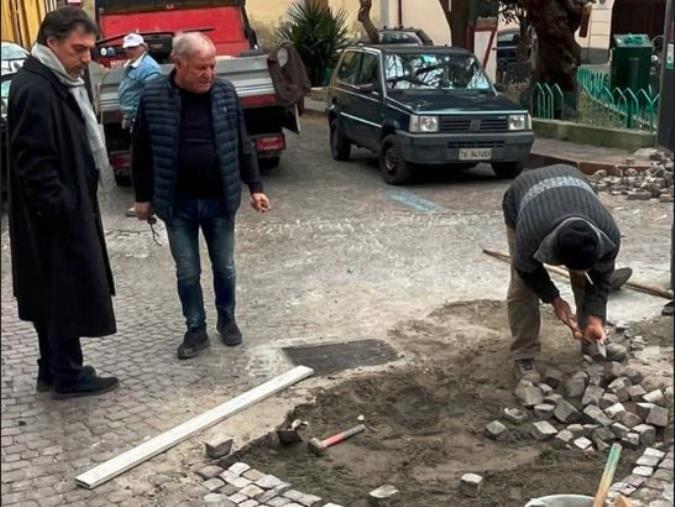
[387,189,445,213]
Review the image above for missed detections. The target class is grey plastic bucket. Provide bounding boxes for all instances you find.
[524,495,594,507]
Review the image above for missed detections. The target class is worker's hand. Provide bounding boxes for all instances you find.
[552,297,583,340]
[583,315,606,343]
[251,192,271,213]
[135,202,154,222]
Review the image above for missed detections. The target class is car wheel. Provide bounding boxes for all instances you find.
[330,119,351,161]
[114,173,132,187]
[492,161,524,179]
[379,135,412,185]
[259,156,280,170]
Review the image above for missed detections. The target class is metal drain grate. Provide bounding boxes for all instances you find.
[282,339,399,376]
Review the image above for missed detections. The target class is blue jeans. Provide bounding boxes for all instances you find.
[166,198,236,331]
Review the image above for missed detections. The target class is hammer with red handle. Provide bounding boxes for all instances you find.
[308,424,366,456]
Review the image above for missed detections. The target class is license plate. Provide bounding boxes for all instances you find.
[459,148,492,160]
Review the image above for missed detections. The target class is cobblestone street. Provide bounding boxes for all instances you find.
[1,115,673,505]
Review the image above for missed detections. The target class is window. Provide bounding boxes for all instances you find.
[337,51,361,85]
[384,52,492,92]
[356,53,379,87]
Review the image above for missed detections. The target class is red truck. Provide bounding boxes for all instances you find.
[93,0,306,185]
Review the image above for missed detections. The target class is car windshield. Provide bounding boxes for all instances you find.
[384,52,492,91]
[1,79,10,99]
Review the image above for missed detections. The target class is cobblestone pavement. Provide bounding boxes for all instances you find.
[1,116,672,505]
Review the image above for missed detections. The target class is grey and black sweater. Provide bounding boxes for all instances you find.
[502,164,621,321]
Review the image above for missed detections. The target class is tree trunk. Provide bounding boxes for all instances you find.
[438,0,470,49]
[357,0,380,44]
[517,13,530,61]
[526,0,586,94]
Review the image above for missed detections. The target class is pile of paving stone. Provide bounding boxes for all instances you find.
[196,462,335,507]
[590,149,674,203]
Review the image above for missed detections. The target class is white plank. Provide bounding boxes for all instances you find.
[75,365,314,489]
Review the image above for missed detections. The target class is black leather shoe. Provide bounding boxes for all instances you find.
[217,318,242,347]
[52,373,119,400]
[37,365,96,393]
[177,327,210,359]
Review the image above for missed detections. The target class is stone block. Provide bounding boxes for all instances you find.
[485,420,508,441]
[583,405,613,426]
[653,469,671,482]
[632,466,654,477]
[659,459,673,471]
[205,437,234,459]
[592,426,616,444]
[530,421,558,441]
[636,403,655,420]
[622,433,641,450]
[267,498,291,507]
[609,482,636,497]
[567,424,584,436]
[600,393,620,410]
[538,384,554,396]
[627,190,652,200]
[225,476,252,489]
[611,422,631,439]
[645,405,669,428]
[256,475,287,491]
[633,424,657,446]
[229,493,249,503]
[198,465,226,480]
[503,407,528,424]
[533,404,555,420]
[554,400,582,424]
[229,463,251,477]
[459,474,483,498]
[636,453,662,468]
[203,478,226,492]
[643,390,666,406]
[582,385,605,407]
[283,490,322,507]
[644,447,666,459]
[627,385,647,401]
[582,424,600,437]
[565,377,587,398]
[515,381,543,408]
[594,438,610,452]
[605,403,627,420]
[587,340,607,360]
[544,368,564,388]
[553,429,574,449]
[604,362,625,382]
[256,484,293,503]
[544,394,564,406]
[574,436,593,451]
[204,493,238,507]
[624,474,648,488]
[619,412,643,428]
[608,378,631,402]
[239,501,259,507]
[368,484,400,506]
[240,485,266,499]
[625,367,643,385]
[243,469,266,482]
[589,375,604,387]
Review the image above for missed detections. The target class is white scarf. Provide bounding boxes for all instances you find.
[31,44,110,174]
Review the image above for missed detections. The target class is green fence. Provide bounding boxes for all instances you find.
[531,67,660,132]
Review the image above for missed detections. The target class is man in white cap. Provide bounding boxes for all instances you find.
[119,33,162,129]
[119,33,161,216]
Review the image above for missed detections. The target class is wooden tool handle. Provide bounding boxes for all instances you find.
[323,424,366,447]
[593,443,622,507]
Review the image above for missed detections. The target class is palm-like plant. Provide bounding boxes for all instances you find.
[277,1,350,86]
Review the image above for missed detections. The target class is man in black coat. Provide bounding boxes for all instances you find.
[8,7,119,399]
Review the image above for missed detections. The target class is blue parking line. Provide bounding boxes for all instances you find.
[387,189,444,213]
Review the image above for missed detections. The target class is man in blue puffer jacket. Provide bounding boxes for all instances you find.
[131,32,270,360]
[118,33,161,129]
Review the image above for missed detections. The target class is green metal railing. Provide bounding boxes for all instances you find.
[531,66,660,132]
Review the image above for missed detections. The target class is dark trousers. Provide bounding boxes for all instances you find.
[35,322,83,386]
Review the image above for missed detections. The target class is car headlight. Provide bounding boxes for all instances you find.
[409,115,439,133]
[509,114,531,131]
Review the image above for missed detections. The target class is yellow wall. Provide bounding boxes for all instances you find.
[246,0,381,48]
[1,0,50,47]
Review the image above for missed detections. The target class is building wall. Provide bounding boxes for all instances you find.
[577,0,615,64]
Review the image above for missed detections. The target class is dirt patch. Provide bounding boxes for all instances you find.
[239,300,670,506]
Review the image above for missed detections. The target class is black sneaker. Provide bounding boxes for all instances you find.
[177,327,210,359]
[37,365,96,393]
[514,358,541,382]
[217,317,242,347]
[52,373,119,400]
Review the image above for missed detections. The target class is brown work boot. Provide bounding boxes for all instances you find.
[513,358,541,383]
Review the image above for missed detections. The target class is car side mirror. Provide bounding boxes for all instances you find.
[356,83,378,94]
